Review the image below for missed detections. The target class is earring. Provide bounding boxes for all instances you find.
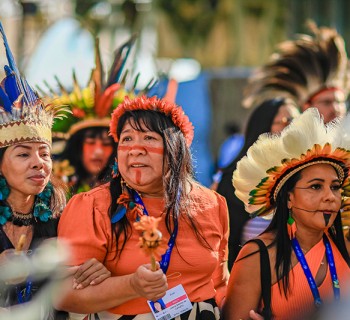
[0,176,11,225]
[0,176,10,201]
[112,158,119,178]
[287,208,297,240]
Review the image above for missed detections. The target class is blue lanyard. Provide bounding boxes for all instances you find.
[16,279,32,303]
[291,235,340,307]
[130,188,178,274]
[323,235,340,301]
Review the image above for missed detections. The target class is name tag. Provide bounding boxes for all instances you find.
[147,284,192,320]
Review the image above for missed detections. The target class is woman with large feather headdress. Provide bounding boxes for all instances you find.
[44,36,149,196]
[0,22,111,319]
[223,108,350,319]
[243,21,350,124]
[217,22,350,271]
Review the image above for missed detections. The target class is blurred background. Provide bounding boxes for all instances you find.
[1,0,349,186]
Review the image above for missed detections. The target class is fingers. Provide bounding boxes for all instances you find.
[72,258,111,289]
[130,264,168,301]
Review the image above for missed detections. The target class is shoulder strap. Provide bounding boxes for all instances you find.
[247,239,272,320]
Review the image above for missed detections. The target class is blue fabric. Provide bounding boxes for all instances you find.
[217,134,244,168]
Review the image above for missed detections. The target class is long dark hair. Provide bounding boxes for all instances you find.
[265,169,350,298]
[59,127,116,193]
[217,98,288,268]
[109,110,212,257]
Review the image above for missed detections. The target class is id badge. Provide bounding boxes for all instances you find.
[147,284,192,320]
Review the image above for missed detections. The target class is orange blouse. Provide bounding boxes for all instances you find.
[58,182,229,315]
[270,236,350,319]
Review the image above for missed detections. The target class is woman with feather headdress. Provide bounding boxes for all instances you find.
[243,21,349,123]
[46,36,146,196]
[0,23,111,319]
[223,108,350,319]
[217,22,350,271]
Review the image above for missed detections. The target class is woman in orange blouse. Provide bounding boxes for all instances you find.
[57,95,229,320]
[223,109,350,320]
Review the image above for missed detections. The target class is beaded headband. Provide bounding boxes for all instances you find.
[233,108,350,217]
[0,23,68,148]
[109,94,194,146]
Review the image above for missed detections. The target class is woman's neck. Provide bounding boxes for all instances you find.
[7,193,35,214]
[295,227,324,253]
[139,191,164,198]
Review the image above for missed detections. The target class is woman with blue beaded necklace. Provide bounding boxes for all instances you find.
[0,23,110,318]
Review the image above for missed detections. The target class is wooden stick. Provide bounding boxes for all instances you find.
[15,234,26,252]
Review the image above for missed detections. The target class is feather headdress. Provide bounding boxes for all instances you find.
[243,22,350,110]
[0,22,68,148]
[109,91,194,147]
[40,35,149,138]
[233,108,350,217]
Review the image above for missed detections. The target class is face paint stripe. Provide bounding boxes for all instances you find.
[323,213,331,227]
[135,169,141,184]
[118,145,163,154]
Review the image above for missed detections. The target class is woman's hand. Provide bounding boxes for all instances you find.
[67,258,111,289]
[130,263,168,301]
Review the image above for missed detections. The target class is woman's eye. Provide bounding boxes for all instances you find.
[18,153,28,157]
[331,185,341,191]
[310,184,322,190]
[102,141,113,147]
[121,136,131,142]
[145,135,156,140]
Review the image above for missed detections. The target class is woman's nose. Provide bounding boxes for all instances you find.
[31,155,44,169]
[92,142,104,155]
[323,187,337,201]
[128,144,146,155]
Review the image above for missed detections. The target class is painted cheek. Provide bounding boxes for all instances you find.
[84,143,113,155]
[118,145,163,154]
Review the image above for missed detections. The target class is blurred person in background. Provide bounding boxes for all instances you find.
[217,98,300,269]
[45,37,139,196]
[242,21,349,124]
[210,121,244,191]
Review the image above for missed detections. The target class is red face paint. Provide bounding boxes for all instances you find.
[118,145,163,154]
[135,169,141,184]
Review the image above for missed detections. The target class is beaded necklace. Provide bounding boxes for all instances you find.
[0,178,53,225]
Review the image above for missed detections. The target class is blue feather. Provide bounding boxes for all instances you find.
[0,22,19,74]
[3,71,20,103]
[111,205,127,224]
[22,78,37,103]
[0,86,12,112]
[0,22,27,101]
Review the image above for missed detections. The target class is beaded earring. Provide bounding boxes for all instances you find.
[111,158,119,178]
[34,182,53,222]
[287,208,297,240]
[0,176,11,225]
